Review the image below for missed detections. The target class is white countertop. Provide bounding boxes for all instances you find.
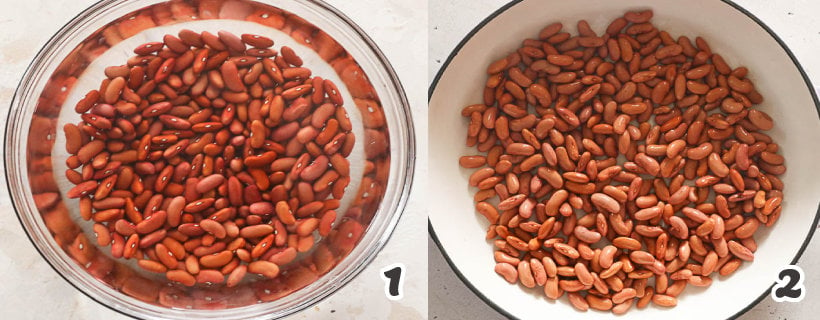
[428,1,820,319]
[0,0,427,319]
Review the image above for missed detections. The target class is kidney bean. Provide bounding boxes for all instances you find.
[460,9,785,314]
[161,269,196,288]
[225,264,248,288]
[652,294,678,307]
[199,219,227,239]
[195,269,225,285]
[590,193,620,213]
[134,210,166,234]
[185,255,200,275]
[137,258,168,273]
[199,250,233,268]
[728,240,755,261]
[62,29,362,292]
[494,262,518,283]
[248,260,280,278]
[239,224,274,238]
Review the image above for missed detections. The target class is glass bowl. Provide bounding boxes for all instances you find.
[6,0,414,319]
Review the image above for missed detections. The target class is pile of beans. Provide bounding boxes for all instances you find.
[64,29,354,287]
[460,10,785,313]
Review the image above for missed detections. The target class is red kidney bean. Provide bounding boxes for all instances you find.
[63,29,359,289]
[459,9,784,314]
[248,260,280,278]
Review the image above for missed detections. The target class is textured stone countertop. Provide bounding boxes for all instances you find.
[429,1,820,319]
[0,0,427,319]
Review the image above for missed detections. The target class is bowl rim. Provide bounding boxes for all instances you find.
[427,0,820,319]
[5,0,415,318]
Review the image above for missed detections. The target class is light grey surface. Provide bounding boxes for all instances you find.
[428,1,820,319]
[0,0,427,319]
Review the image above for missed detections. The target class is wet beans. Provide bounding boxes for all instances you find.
[64,30,354,286]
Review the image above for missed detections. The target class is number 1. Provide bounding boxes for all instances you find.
[380,263,406,300]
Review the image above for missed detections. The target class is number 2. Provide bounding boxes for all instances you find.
[771,265,805,303]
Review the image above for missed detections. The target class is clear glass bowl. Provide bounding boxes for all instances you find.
[5,0,414,319]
